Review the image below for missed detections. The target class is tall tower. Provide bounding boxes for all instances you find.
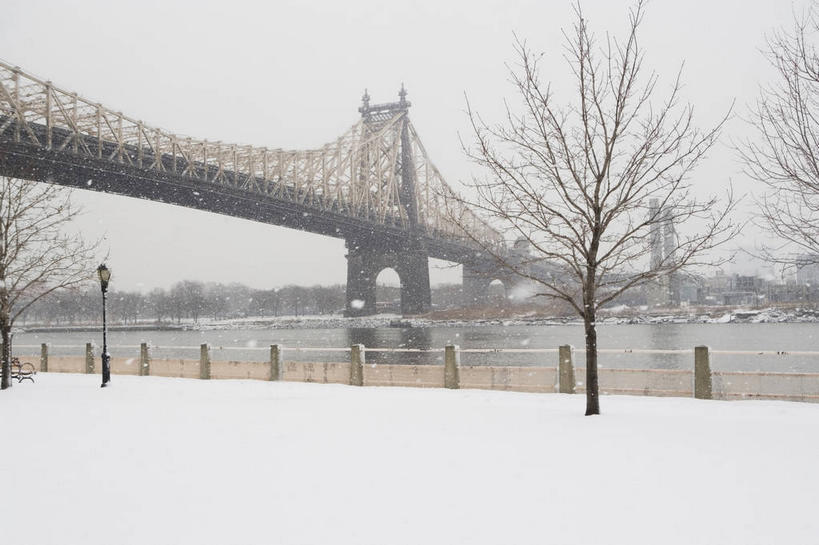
[649,199,663,271]
[662,207,680,306]
[345,87,431,316]
[357,85,421,233]
[646,199,679,307]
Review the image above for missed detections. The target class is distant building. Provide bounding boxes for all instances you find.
[796,254,819,286]
[678,277,699,304]
[700,272,769,306]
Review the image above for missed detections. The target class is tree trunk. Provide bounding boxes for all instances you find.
[0,323,11,390]
[584,309,600,416]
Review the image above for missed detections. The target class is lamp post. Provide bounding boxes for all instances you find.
[97,264,111,388]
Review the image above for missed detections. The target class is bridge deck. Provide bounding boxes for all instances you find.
[0,120,479,263]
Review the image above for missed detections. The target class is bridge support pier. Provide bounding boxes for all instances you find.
[345,239,431,317]
[462,261,532,307]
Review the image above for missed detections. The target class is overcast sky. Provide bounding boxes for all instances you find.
[0,0,801,291]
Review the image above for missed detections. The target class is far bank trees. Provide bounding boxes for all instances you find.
[456,1,736,415]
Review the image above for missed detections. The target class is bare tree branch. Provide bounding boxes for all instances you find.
[740,2,819,271]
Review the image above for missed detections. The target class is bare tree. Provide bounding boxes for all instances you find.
[453,1,736,415]
[0,177,98,390]
[741,3,819,269]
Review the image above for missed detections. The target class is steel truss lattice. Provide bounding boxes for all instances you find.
[0,61,502,250]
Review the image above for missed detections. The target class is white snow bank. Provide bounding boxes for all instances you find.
[3,374,818,545]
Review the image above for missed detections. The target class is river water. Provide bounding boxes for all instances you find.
[12,322,819,372]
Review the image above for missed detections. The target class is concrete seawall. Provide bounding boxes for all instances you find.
[12,345,819,403]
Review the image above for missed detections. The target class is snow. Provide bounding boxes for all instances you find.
[3,375,819,545]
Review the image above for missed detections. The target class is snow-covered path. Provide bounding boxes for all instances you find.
[3,374,818,545]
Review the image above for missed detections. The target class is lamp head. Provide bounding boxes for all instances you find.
[97,264,111,291]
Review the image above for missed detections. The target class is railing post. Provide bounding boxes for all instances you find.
[270,344,282,381]
[200,343,211,380]
[40,343,48,373]
[85,343,95,374]
[350,344,364,386]
[559,344,576,394]
[139,343,151,376]
[694,346,712,400]
[444,344,460,389]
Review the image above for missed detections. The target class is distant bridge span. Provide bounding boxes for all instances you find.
[0,61,526,315]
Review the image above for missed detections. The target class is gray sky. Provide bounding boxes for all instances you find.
[0,0,799,291]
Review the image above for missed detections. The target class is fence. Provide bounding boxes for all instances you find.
[10,342,819,403]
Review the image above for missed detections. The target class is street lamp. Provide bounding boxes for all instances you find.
[97,264,111,388]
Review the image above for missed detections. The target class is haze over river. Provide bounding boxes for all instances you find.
[12,322,819,373]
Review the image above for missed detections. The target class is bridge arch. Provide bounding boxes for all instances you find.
[463,262,526,307]
[464,276,509,307]
[344,238,431,316]
[375,267,402,313]
[375,267,401,284]
[487,279,507,301]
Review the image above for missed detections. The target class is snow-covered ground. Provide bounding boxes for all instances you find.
[3,375,819,545]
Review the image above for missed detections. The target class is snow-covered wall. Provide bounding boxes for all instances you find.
[18,354,819,402]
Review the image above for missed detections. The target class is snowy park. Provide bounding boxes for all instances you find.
[3,0,819,542]
[3,374,818,545]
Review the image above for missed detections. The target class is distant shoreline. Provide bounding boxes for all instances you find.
[17,306,819,332]
[21,324,187,333]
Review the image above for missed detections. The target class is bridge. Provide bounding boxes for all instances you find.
[0,61,529,315]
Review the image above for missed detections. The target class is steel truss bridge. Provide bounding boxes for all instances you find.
[0,60,521,315]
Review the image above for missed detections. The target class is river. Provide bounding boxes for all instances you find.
[11,322,819,372]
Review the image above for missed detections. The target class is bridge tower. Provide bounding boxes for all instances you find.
[344,87,432,316]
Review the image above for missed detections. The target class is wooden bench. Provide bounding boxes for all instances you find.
[10,357,36,383]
